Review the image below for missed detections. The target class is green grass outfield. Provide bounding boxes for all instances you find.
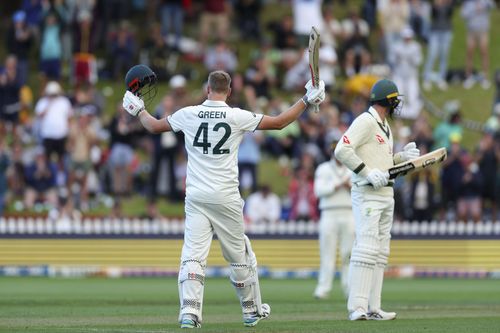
[0,277,499,333]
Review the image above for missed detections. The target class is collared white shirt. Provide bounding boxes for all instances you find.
[168,100,263,203]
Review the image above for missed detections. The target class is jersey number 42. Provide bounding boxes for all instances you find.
[193,122,231,154]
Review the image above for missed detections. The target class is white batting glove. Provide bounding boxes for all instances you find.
[122,91,145,116]
[366,168,389,190]
[401,142,420,161]
[304,79,326,106]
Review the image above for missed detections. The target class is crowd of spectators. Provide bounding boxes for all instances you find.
[0,0,499,224]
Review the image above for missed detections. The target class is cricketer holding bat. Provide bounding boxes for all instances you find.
[334,79,420,321]
[123,68,325,328]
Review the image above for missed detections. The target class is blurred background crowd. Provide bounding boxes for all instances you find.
[0,0,499,224]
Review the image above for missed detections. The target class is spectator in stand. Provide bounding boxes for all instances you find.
[169,74,196,109]
[422,0,455,91]
[476,132,498,220]
[22,0,44,37]
[24,146,58,210]
[292,0,324,46]
[378,0,410,63]
[411,113,435,150]
[149,94,183,205]
[34,81,73,165]
[6,11,33,85]
[439,133,466,220]
[321,5,343,49]
[109,21,136,79]
[409,0,431,42]
[0,142,9,216]
[39,3,68,81]
[0,55,22,138]
[409,145,438,222]
[268,15,300,51]
[234,0,262,41]
[199,0,231,49]
[67,107,97,211]
[245,185,282,224]
[6,142,25,203]
[244,56,274,102]
[432,100,463,150]
[341,10,371,77]
[107,104,142,197]
[142,23,171,81]
[238,131,264,194]
[390,27,423,120]
[204,39,238,74]
[461,0,496,90]
[160,0,184,50]
[457,157,483,222]
[287,167,318,222]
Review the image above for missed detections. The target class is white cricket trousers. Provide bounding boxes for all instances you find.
[182,198,247,263]
[348,189,394,313]
[178,198,248,322]
[314,208,354,298]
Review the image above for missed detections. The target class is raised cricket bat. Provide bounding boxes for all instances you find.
[358,147,447,186]
[308,26,320,113]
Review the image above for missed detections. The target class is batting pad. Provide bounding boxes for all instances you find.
[178,259,205,322]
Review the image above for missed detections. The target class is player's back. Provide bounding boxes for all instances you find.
[167,100,263,203]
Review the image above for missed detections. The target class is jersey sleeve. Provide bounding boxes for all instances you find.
[334,114,373,178]
[166,109,185,132]
[232,108,264,132]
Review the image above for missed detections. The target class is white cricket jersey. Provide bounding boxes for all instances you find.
[314,160,352,210]
[167,100,263,204]
[335,107,399,196]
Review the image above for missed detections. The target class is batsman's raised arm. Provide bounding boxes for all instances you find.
[122,90,172,134]
[258,80,325,130]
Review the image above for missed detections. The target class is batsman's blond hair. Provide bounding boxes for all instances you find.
[208,71,231,94]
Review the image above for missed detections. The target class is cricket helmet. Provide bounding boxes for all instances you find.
[369,79,403,116]
[125,64,157,106]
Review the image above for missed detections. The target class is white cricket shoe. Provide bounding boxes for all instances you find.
[243,303,271,327]
[349,308,368,321]
[367,309,397,320]
[180,314,201,329]
[463,76,476,89]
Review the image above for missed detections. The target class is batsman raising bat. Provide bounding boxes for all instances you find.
[334,79,421,321]
[122,67,326,328]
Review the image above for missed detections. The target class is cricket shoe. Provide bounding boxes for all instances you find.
[367,309,397,320]
[180,314,201,329]
[243,303,271,327]
[348,308,368,321]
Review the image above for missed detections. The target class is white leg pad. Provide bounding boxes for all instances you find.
[229,235,264,316]
[178,259,205,323]
[347,235,379,313]
[369,236,390,313]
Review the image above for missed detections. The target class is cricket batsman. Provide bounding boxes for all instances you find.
[334,79,420,320]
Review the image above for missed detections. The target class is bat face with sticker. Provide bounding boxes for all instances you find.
[357,147,447,186]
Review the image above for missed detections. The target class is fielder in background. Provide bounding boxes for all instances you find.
[313,139,354,300]
[334,79,420,321]
[122,67,325,329]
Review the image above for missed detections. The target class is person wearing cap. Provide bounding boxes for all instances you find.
[313,139,354,300]
[34,81,73,164]
[7,10,33,85]
[389,26,423,120]
[335,79,421,321]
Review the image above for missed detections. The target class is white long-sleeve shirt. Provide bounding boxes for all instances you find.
[335,107,405,196]
[314,160,352,210]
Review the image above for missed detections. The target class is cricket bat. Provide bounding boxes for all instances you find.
[308,26,320,113]
[358,147,447,186]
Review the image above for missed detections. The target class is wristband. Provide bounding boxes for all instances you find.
[301,95,310,107]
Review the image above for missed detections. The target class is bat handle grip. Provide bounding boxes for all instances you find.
[310,104,320,113]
